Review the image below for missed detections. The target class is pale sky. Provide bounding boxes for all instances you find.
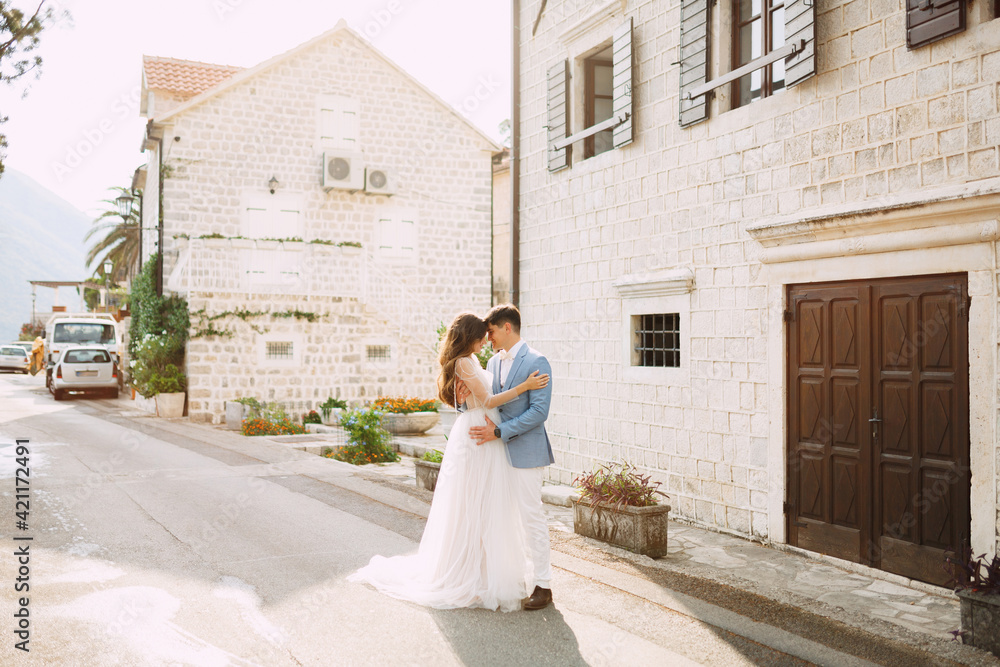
[0,0,511,217]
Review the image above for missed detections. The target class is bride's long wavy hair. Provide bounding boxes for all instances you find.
[437,312,488,407]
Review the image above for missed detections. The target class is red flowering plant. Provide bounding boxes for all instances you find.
[372,396,438,413]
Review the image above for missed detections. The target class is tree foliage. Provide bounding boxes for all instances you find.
[0,1,60,177]
[84,186,140,283]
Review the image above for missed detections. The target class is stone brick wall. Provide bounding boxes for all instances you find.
[143,28,495,422]
[518,0,1000,548]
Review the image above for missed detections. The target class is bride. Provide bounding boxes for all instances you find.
[348,312,549,612]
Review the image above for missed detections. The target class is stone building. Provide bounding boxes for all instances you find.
[136,21,499,422]
[493,148,512,304]
[516,0,1000,585]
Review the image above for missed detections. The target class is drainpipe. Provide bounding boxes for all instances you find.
[156,134,164,297]
[510,0,521,306]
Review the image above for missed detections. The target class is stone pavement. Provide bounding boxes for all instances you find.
[181,417,993,664]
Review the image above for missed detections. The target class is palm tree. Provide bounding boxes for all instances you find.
[84,186,140,283]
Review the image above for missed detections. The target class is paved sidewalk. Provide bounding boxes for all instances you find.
[350,452,962,638]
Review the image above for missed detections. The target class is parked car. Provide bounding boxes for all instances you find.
[0,345,30,374]
[49,346,119,400]
[8,341,33,354]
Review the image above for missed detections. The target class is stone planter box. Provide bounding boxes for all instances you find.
[224,401,251,430]
[438,406,459,438]
[572,497,671,558]
[414,459,441,492]
[155,392,186,419]
[381,411,439,435]
[320,407,344,426]
[958,589,1000,656]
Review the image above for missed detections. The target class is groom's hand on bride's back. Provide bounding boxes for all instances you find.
[470,416,496,446]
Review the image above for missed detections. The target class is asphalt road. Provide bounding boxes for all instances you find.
[0,372,970,666]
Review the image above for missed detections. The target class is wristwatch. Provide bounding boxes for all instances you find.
[494,426,502,438]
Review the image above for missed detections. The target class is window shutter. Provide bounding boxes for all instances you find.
[612,18,633,149]
[318,95,359,147]
[784,0,816,88]
[547,60,570,172]
[906,0,965,49]
[678,0,710,127]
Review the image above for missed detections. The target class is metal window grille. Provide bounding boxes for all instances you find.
[265,341,294,360]
[367,345,391,362]
[633,314,680,367]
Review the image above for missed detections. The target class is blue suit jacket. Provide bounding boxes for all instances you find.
[489,344,555,469]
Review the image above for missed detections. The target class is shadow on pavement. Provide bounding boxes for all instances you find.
[431,604,587,667]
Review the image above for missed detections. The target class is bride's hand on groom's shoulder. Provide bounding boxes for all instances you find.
[524,370,549,391]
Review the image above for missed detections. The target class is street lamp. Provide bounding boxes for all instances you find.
[268,176,279,194]
[116,191,134,219]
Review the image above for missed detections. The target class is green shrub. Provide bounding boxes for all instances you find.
[332,408,397,465]
[422,449,444,463]
[303,410,322,424]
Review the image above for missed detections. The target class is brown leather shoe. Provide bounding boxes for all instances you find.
[523,586,552,610]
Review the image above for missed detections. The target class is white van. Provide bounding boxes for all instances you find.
[44,313,123,389]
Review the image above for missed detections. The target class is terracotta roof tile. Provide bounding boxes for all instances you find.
[143,56,244,98]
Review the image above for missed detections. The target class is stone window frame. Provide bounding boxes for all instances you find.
[258,332,303,367]
[365,339,396,370]
[613,268,694,384]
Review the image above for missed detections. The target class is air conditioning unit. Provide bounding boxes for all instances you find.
[322,152,365,191]
[365,167,396,196]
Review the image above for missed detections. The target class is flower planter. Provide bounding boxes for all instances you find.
[155,392,186,419]
[320,407,343,426]
[958,589,1000,656]
[225,401,250,430]
[381,411,439,435]
[572,497,671,558]
[414,459,441,492]
[438,406,459,438]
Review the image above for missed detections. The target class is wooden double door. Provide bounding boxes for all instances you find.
[786,274,970,586]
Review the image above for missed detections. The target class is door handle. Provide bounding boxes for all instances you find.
[869,407,881,440]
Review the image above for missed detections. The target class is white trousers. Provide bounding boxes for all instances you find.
[510,466,552,589]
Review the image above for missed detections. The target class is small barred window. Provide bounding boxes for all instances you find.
[367,345,391,362]
[632,314,680,367]
[265,341,294,361]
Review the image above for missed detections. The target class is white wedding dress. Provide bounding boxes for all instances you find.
[348,356,532,612]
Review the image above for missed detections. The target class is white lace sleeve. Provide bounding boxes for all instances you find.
[456,356,521,410]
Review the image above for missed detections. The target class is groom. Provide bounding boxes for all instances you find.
[469,304,555,611]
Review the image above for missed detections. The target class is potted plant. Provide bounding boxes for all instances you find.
[373,396,439,435]
[415,449,443,491]
[946,544,1000,656]
[319,397,347,425]
[572,461,671,558]
[148,364,187,419]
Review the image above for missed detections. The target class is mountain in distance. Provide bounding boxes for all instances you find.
[0,169,93,342]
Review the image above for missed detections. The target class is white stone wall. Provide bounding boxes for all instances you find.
[143,29,494,422]
[518,0,1000,552]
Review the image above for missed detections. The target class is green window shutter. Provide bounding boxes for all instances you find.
[679,0,710,127]
[784,0,816,88]
[547,60,570,173]
[612,17,634,149]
